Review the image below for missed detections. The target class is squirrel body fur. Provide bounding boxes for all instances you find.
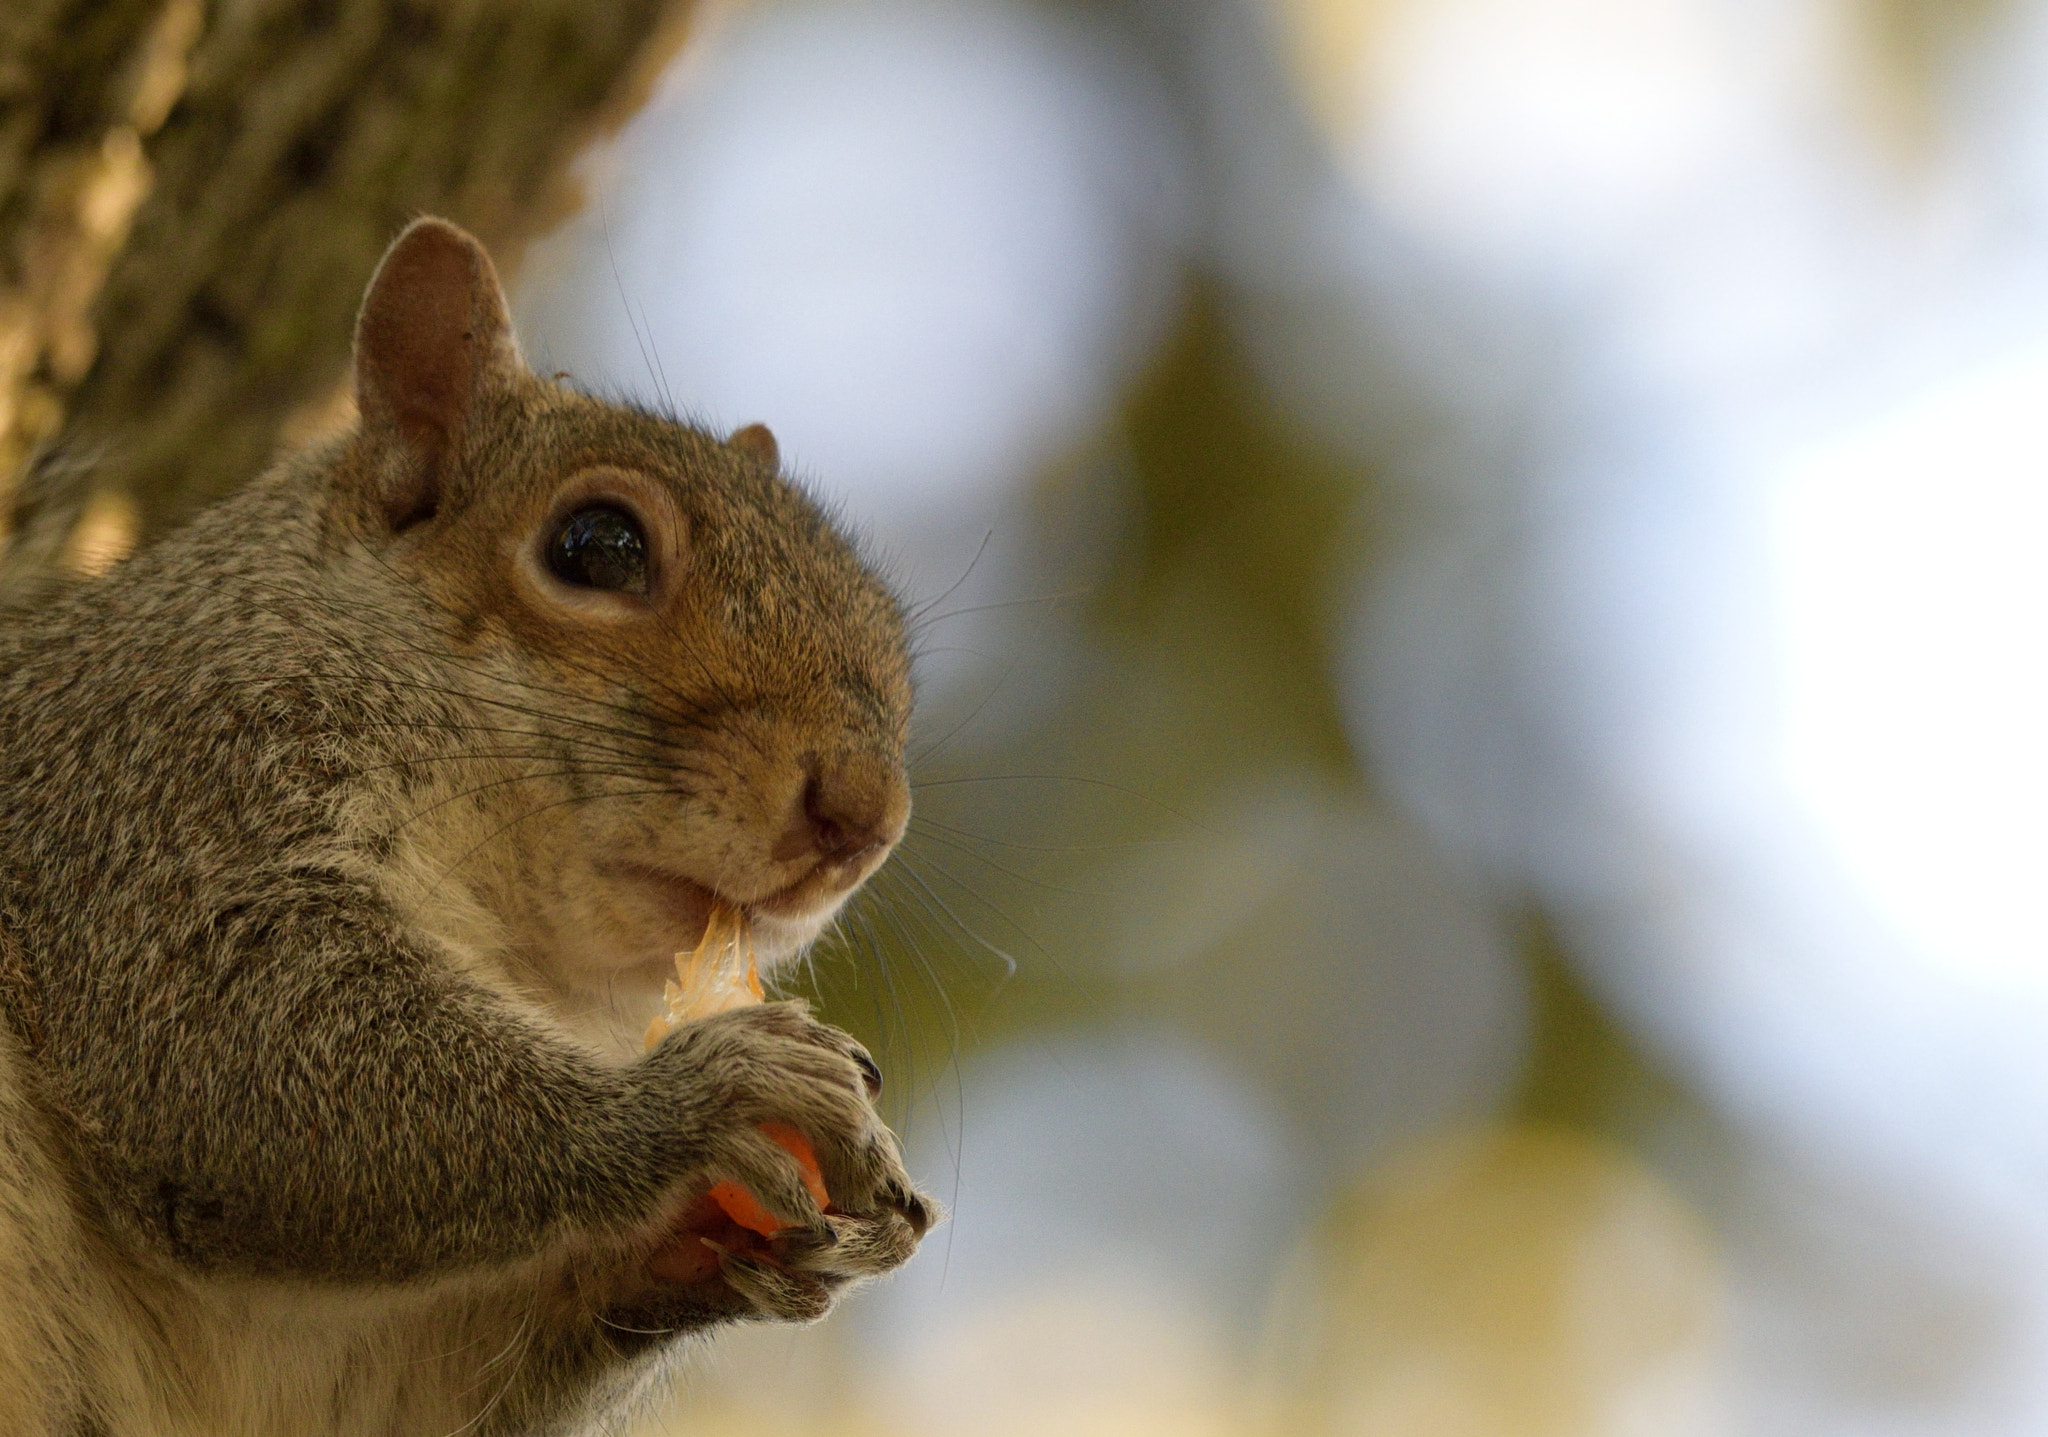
[0,219,933,1435]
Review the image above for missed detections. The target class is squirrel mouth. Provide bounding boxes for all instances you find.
[606,863,838,950]
[748,863,859,918]
[604,857,867,973]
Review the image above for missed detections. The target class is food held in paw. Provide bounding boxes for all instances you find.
[643,905,832,1248]
[703,1121,830,1237]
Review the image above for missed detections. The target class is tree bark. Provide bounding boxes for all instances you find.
[0,0,692,589]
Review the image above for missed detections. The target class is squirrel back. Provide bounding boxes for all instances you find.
[0,218,933,1436]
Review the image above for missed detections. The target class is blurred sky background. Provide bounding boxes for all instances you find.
[512,1,2048,1432]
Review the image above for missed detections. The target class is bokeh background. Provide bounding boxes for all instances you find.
[514,1,2048,1433]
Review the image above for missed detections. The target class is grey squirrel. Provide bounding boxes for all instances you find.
[0,218,934,1435]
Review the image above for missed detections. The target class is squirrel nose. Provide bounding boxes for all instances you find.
[772,753,908,872]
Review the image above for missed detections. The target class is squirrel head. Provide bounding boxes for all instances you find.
[325,218,911,1038]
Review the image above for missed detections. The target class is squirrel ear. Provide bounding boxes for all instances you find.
[352,217,521,529]
[729,423,779,470]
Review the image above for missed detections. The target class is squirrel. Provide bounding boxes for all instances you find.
[0,217,936,1436]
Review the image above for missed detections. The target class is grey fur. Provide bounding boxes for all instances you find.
[0,220,933,1435]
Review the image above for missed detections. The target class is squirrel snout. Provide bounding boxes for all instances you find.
[771,754,908,875]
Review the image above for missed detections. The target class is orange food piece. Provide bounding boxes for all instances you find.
[643,907,834,1239]
[704,1122,830,1236]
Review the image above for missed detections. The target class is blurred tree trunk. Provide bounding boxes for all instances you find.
[0,0,692,590]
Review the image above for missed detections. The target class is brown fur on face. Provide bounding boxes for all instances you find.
[0,219,935,1436]
[391,391,914,879]
[325,221,915,1047]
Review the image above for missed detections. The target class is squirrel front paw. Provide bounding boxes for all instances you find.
[641,1002,936,1323]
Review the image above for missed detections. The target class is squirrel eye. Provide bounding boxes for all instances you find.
[546,505,648,593]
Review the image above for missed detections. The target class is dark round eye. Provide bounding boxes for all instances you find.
[546,505,648,593]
